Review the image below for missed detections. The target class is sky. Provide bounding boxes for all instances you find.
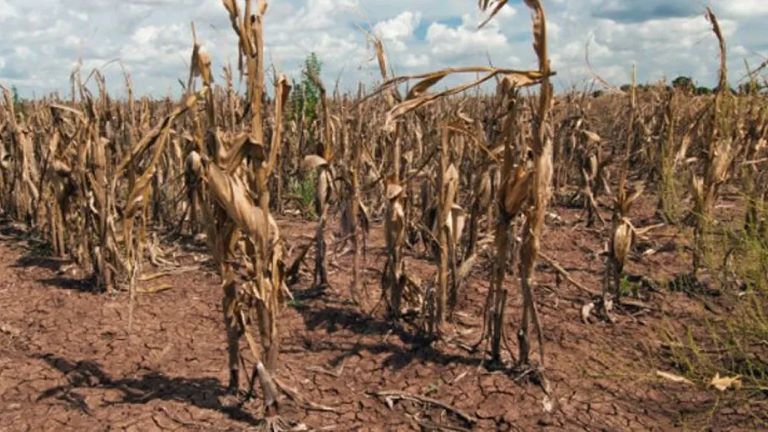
[1,0,767,97]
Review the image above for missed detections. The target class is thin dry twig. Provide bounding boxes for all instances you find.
[370,390,478,425]
[539,251,599,296]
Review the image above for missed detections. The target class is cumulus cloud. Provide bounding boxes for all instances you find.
[0,0,765,97]
[293,0,359,31]
[592,0,700,23]
[374,11,421,52]
[715,0,768,17]
[426,14,509,60]
[0,0,18,21]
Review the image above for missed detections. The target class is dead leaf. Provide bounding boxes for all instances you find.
[137,284,174,294]
[710,373,742,391]
[542,394,553,413]
[656,370,693,385]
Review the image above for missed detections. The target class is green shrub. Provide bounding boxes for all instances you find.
[288,172,317,219]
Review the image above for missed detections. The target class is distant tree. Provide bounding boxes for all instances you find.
[10,85,24,114]
[619,84,631,92]
[695,86,712,95]
[289,52,322,123]
[713,85,737,95]
[591,90,604,98]
[738,80,761,95]
[672,76,694,93]
[11,85,20,105]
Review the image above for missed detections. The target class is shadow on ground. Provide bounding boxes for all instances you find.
[292,291,484,371]
[34,353,259,425]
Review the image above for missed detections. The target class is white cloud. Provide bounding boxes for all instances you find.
[593,16,736,51]
[0,0,765,97]
[131,25,164,45]
[0,0,18,21]
[426,14,508,59]
[715,0,768,17]
[403,53,429,68]
[492,4,517,21]
[373,11,421,52]
[294,0,359,30]
[733,45,749,56]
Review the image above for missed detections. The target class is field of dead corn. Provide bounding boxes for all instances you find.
[1,1,767,430]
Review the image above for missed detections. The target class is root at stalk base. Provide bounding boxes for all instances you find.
[218,391,246,410]
[511,362,545,384]
[253,415,307,432]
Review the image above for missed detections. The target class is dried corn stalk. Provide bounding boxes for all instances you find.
[426,126,460,336]
[205,2,295,427]
[602,71,644,313]
[692,8,736,275]
[383,179,406,316]
[304,70,334,290]
[479,0,553,367]
[122,93,199,326]
[2,87,39,222]
[367,34,409,318]
[604,174,643,311]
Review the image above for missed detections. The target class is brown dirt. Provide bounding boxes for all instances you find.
[0,199,759,431]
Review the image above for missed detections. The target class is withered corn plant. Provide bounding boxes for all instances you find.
[481,0,554,369]
[121,93,200,328]
[339,84,370,305]
[479,86,527,363]
[691,8,736,276]
[603,71,644,312]
[465,131,494,259]
[173,1,299,428]
[371,1,550,363]
[198,1,292,427]
[573,125,606,226]
[302,70,334,291]
[604,173,643,313]
[370,36,409,319]
[4,72,133,294]
[424,124,460,336]
[553,92,607,227]
[741,99,768,244]
[0,99,8,210]
[657,87,684,222]
[1,86,39,225]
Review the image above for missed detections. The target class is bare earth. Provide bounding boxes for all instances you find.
[0,199,758,431]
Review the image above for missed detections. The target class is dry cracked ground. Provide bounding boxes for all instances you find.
[0,201,762,431]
